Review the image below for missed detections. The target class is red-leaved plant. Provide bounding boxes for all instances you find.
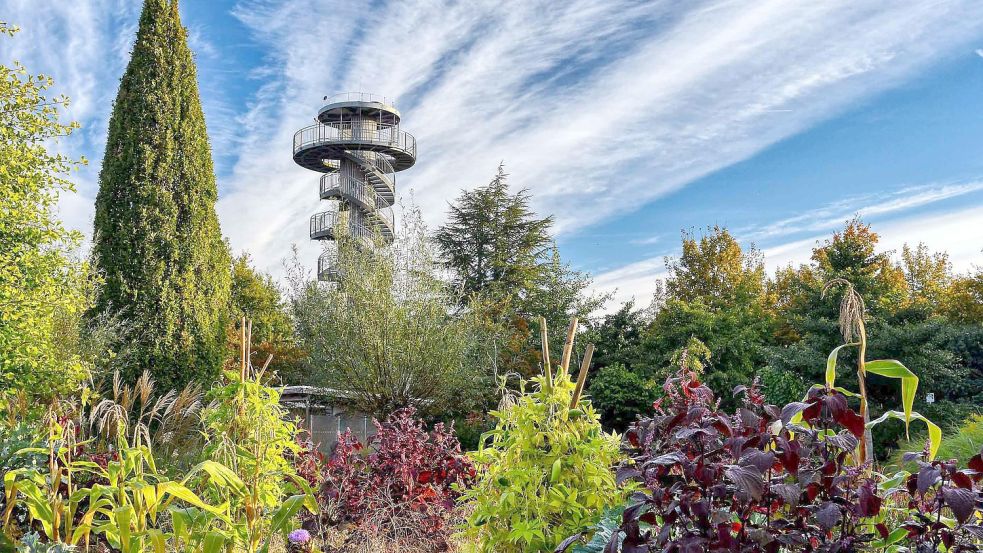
[571,366,983,553]
[898,448,983,552]
[306,407,475,551]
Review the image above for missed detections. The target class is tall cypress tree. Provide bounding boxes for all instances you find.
[93,0,230,390]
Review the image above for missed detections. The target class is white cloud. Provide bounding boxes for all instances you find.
[742,181,983,241]
[6,0,983,282]
[976,48,983,58]
[217,0,983,277]
[630,235,662,246]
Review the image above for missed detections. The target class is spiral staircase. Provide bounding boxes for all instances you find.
[292,93,417,281]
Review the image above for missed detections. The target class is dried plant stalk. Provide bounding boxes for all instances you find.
[540,316,552,384]
[823,278,873,463]
[570,343,594,409]
[559,317,579,376]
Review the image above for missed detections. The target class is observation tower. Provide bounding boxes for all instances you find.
[292,92,417,280]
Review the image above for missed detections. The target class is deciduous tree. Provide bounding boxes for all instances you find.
[289,209,486,418]
[0,23,90,398]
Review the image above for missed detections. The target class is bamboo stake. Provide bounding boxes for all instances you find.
[559,317,579,376]
[570,344,594,409]
[540,316,552,384]
[246,319,253,373]
[240,316,247,378]
[257,354,274,380]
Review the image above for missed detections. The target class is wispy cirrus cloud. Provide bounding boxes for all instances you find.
[217,0,983,276]
[4,0,983,285]
[742,180,983,241]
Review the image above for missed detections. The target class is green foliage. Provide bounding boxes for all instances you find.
[435,165,607,378]
[435,164,554,302]
[581,301,647,372]
[665,226,766,307]
[460,372,625,552]
[228,254,305,381]
[92,0,231,390]
[567,506,624,553]
[1,411,304,553]
[586,364,656,432]
[808,218,908,317]
[944,268,983,323]
[1,404,224,551]
[14,532,74,553]
[640,298,772,408]
[200,369,308,550]
[758,365,806,407]
[290,208,486,418]
[200,371,298,504]
[635,227,774,409]
[229,254,293,347]
[0,22,90,399]
[891,413,983,470]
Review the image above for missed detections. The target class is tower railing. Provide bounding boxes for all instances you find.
[309,210,376,242]
[323,92,396,106]
[293,122,417,162]
[319,173,395,234]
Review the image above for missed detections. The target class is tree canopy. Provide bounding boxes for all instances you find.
[435,165,605,377]
[435,164,554,303]
[289,209,487,419]
[0,23,90,399]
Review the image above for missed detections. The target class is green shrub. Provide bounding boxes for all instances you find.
[0,22,91,401]
[758,365,806,406]
[459,370,625,552]
[586,363,656,431]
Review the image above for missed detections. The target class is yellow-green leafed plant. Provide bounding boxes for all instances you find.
[1,406,221,552]
[459,318,625,553]
[821,279,941,461]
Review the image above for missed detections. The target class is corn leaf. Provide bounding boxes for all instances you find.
[157,481,225,517]
[114,505,133,553]
[147,528,166,553]
[826,343,858,389]
[203,531,227,553]
[865,359,918,435]
[870,527,908,549]
[867,410,941,460]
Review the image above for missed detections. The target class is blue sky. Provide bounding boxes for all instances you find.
[4,0,983,309]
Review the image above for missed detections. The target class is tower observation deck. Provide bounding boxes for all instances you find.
[292,92,417,281]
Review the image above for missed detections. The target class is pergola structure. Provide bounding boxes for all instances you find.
[292,92,417,280]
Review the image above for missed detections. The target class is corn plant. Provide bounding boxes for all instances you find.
[1,403,99,547]
[819,279,939,462]
[198,321,316,552]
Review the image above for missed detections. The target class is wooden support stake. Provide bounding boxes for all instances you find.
[540,316,552,384]
[246,319,253,372]
[240,317,247,378]
[570,344,595,409]
[258,354,274,380]
[559,317,579,375]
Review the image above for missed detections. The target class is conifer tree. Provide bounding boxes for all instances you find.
[436,164,554,302]
[92,0,230,389]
